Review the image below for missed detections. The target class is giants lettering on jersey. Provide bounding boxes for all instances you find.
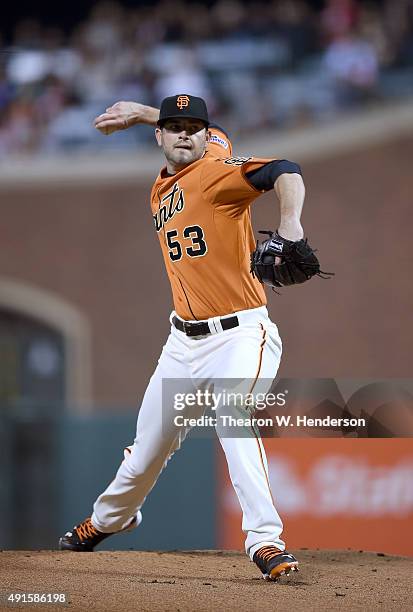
[153,183,185,232]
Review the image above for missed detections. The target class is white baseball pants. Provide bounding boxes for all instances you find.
[91,305,285,559]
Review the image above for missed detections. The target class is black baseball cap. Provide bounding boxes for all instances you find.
[157,94,209,127]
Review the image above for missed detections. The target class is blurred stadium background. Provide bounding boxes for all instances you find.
[1,0,413,155]
[1,0,412,554]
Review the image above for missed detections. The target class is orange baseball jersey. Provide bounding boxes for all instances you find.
[150,127,277,320]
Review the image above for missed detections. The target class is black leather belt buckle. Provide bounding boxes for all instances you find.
[183,321,208,337]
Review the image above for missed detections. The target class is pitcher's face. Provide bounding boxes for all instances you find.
[156,118,210,172]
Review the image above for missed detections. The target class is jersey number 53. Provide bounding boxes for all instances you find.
[166,225,207,261]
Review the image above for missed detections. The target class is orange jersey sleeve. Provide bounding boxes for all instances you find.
[200,154,278,218]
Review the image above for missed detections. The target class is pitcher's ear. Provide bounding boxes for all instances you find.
[155,127,162,147]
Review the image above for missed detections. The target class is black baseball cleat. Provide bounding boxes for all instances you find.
[58,516,137,552]
[253,546,299,581]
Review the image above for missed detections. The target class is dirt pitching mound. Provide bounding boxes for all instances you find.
[1,549,412,611]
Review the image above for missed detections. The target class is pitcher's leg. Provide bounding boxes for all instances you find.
[218,428,285,556]
[214,320,286,558]
[92,333,194,533]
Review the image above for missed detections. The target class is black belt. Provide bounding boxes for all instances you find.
[172,315,239,337]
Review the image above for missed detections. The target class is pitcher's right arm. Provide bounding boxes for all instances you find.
[94,101,160,134]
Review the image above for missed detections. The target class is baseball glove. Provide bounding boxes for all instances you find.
[250,230,333,288]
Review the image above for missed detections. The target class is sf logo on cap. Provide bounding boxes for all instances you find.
[177,95,190,110]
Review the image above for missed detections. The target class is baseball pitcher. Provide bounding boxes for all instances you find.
[59,94,327,581]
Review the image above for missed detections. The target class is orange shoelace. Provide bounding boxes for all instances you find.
[256,546,282,562]
[75,518,100,542]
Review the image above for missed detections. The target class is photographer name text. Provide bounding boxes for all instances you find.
[173,414,366,428]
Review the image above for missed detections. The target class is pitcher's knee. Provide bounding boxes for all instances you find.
[122,446,166,480]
